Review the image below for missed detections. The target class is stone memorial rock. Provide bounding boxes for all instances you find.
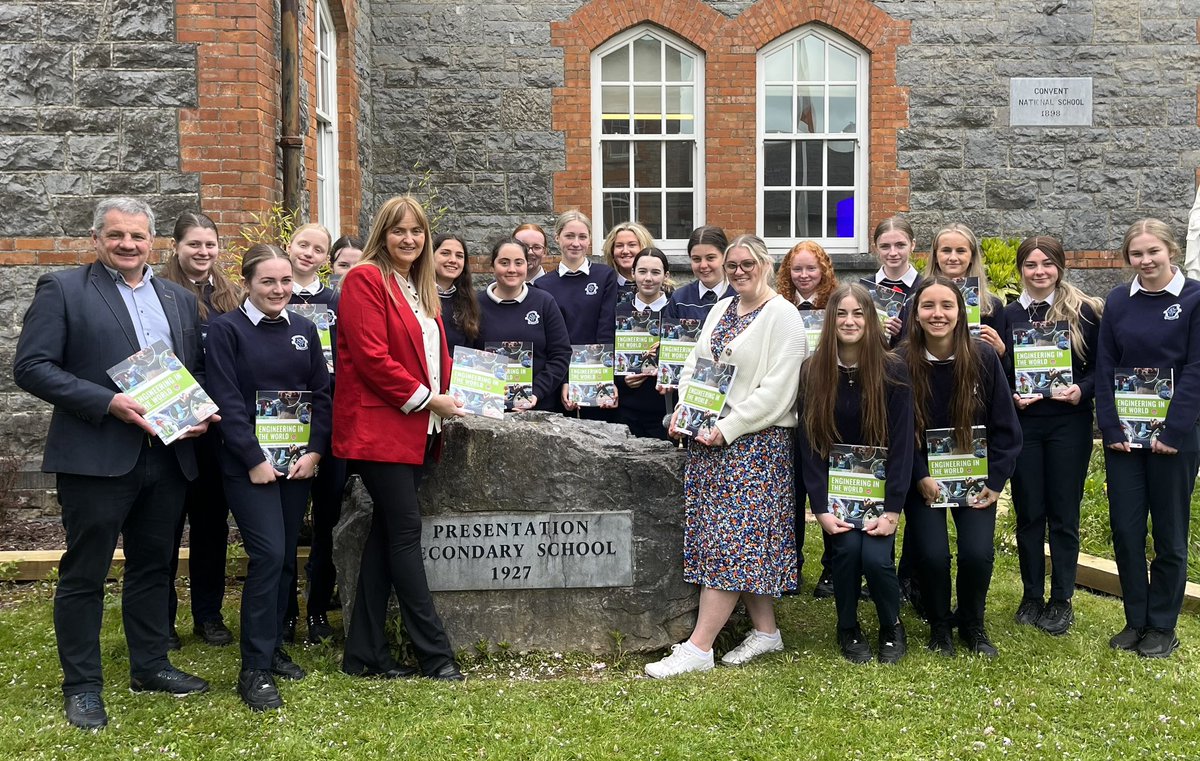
[333,411,696,654]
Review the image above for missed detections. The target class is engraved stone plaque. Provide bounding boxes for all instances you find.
[1010,77,1093,126]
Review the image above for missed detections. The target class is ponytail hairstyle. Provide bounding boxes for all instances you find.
[687,224,728,256]
[331,234,365,265]
[434,232,480,342]
[1121,217,1182,264]
[872,215,916,271]
[1016,235,1104,359]
[163,212,241,319]
[359,195,440,317]
[801,282,901,457]
[631,247,674,297]
[240,243,291,300]
[905,275,982,451]
[776,240,836,308]
[927,223,997,317]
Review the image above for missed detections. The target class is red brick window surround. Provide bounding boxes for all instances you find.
[552,0,911,258]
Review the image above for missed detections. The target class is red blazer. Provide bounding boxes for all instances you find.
[333,263,451,465]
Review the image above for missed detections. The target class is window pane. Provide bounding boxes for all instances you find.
[635,192,662,238]
[763,140,790,187]
[797,85,823,133]
[797,36,824,80]
[633,35,661,81]
[633,85,661,135]
[765,85,792,133]
[764,46,791,82]
[603,192,631,234]
[664,141,693,187]
[827,140,855,186]
[796,190,823,237]
[829,85,856,133]
[797,140,823,186]
[602,141,630,187]
[828,190,854,237]
[602,85,630,135]
[664,46,693,81]
[665,192,693,238]
[828,45,856,82]
[665,86,693,136]
[602,44,630,82]
[633,141,661,188]
[764,191,790,238]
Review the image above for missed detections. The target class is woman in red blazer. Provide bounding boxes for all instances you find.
[334,194,466,681]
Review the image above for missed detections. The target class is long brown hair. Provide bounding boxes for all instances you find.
[359,195,440,317]
[1016,235,1104,358]
[162,212,240,320]
[434,233,480,342]
[905,276,982,450]
[776,240,836,308]
[802,282,900,457]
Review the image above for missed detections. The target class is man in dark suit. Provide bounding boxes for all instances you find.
[13,197,217,730]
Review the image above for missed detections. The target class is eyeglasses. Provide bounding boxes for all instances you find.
[723,260,758,274]
[526,245,546,253]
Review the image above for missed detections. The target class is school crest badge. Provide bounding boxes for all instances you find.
[525,310,540,325]
[291,335,309,350]
[1164,304,1182,321]
[585,283,599,295]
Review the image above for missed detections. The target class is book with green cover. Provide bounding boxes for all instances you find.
[448,347,507,419]
[107,339,219,445]
[614,304,660,376]
[954,276,981,336]
[1012,321,1072,398]
[926,425,988,508]
[827,444,888,530]
[675,357,737,438]
[285,303,335,374]
[484,341,535,411]
[255,390,312,472]
[567,344,617,408]
[656,316,702,389]
[801,311,825,351]
[861,279,905,325]
[1114,367,1173,448]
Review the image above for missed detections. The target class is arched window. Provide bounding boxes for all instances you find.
[593,28,704,253]
[314,0,339,238]
[758,28,868,255]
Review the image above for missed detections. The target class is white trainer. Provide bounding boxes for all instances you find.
[644,643,715,679]
[720,630,784,666]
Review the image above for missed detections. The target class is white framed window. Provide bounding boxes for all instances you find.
[592,28,704,259]
[757,28,868,257]
[314,0,339,239]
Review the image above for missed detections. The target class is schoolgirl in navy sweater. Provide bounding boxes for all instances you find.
[476,238,571,411]
[1095,219,1200,659]
[1003,235,1103,636]
[205,244,331,711]
[617,248,673,439]
[924,223,1009,357]
[433,233,481,352]
[871,216,920,345]
[901,276,1021,658]
[796,283,914,664]
[668,225,731,323]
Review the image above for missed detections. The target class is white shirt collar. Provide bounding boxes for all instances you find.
[527,267,545,283]
[1018,290,1057,308]
[698,280,728,299]
[242,299,290,325]
[875,265,918,288]
[558,259,592,277]
[616,273,631,287]
[486,282,529,304]
[633,294,668,311]
[292,279,323,296]
[794,294,818,307]
[1130,266,1185,297]
[924,349,954,362]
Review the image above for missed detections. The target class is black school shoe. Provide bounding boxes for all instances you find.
[130,666,210,695]
[812,574,835,599]
[1014,597,1044,627]
[1109,626,1142,652]
[64,692,107,730]
[927,624,955,657]
[1137,628,1180,659]
[238,669,283,712]
[307,612,335,643]
[838,625,872,664]
[1035,599,1073,636]
[960,626,998,658]
[878,621,907,665]
[271,649,307,680]
[194,618,234,646]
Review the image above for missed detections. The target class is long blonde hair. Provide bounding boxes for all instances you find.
[602,221,654,272]
[1016,235,1104,359]
[359,195,440,317]
[927,223,996,317]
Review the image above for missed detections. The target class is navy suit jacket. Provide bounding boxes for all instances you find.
[13,261,203,479]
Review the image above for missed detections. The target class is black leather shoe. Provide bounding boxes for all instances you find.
[1035,598,1073,636]
[130,666,209,695]
[426,661,465,682]
[927,625,955,657]
[64,692,107,730]
[238,669,283,712]
[1014,597,1044,627]
[1109,625,1142,651]
[307,612,335,643]
[837,625,872,664]
[1137,628,1179,659]
[167,626,182,652]
[194,619,234,646]
[343,664,419,679]
[878,621,907,665]
[812,574,835,599]
[960,626,999,658]
[271,649,307,680]
[282,617,297,645]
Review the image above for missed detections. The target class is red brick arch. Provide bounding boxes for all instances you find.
[551,0,911,245]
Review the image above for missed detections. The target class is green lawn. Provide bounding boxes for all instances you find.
[2,543,1199,759]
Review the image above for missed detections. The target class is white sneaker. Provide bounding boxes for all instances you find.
[644,643,714,679]
[720,630,784,666]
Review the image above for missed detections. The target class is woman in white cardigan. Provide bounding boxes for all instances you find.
[646,234,808,678]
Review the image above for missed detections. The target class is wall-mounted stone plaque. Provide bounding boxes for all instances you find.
[1010,77,1093,126]
[421,511,634,591]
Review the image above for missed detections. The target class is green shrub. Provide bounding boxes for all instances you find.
[980,236,1022,302]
